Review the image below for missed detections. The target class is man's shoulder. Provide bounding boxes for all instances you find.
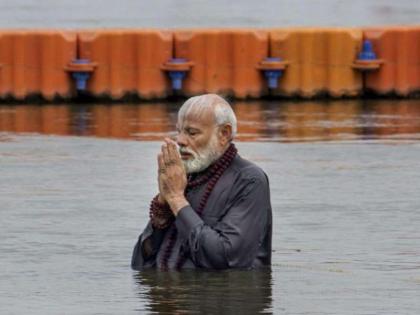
[230,155,268,183]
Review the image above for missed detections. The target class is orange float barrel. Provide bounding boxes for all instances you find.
[0,30,77,101]
[77,29,173,100]
[269,28,363,98]
[174,29,269,98]
[363,27,420,96]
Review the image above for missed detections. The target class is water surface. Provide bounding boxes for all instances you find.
[1,99,420,142]
[1,100,420,314]
[0,0,419,28]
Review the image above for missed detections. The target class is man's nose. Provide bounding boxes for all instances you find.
[176,133,188,147]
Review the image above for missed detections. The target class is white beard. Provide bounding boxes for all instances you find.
[180,133,222,174]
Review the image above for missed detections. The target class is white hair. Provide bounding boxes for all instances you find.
[178,94,237,140]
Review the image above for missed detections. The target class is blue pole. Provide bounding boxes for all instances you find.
[358,40,377,60]
[71,59,92,91]
[263,57,283,89]
[167,58,188,90]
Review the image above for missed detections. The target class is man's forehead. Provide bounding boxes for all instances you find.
[177,108,215,128]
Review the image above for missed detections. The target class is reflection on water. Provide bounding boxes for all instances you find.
[1,100,420,142]
[134,269,273,314]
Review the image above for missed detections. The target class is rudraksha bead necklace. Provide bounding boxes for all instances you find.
[149,195,174,229]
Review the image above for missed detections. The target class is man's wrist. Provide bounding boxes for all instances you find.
[167,196,189,216]
[157,194,166,205]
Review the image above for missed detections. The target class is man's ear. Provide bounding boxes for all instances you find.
[219,124,233,146]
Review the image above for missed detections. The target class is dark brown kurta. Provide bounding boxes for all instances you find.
[131,154,272,270]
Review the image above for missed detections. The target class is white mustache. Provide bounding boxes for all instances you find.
[179,147,196,156]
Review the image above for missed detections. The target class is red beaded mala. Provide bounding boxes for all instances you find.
[155,143,238,270]
[149,195,174,230]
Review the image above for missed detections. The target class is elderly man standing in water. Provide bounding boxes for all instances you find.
[131,94,272,270]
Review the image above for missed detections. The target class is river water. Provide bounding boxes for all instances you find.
[0,0,419,28]
[1,99,420,314]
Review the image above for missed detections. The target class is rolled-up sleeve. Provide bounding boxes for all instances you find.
[175,174,270,269]
[131,222,166,270]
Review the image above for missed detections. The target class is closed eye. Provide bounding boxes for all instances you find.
[186,128,200,136]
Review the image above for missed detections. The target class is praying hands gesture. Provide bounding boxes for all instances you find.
[157,138,189,215]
